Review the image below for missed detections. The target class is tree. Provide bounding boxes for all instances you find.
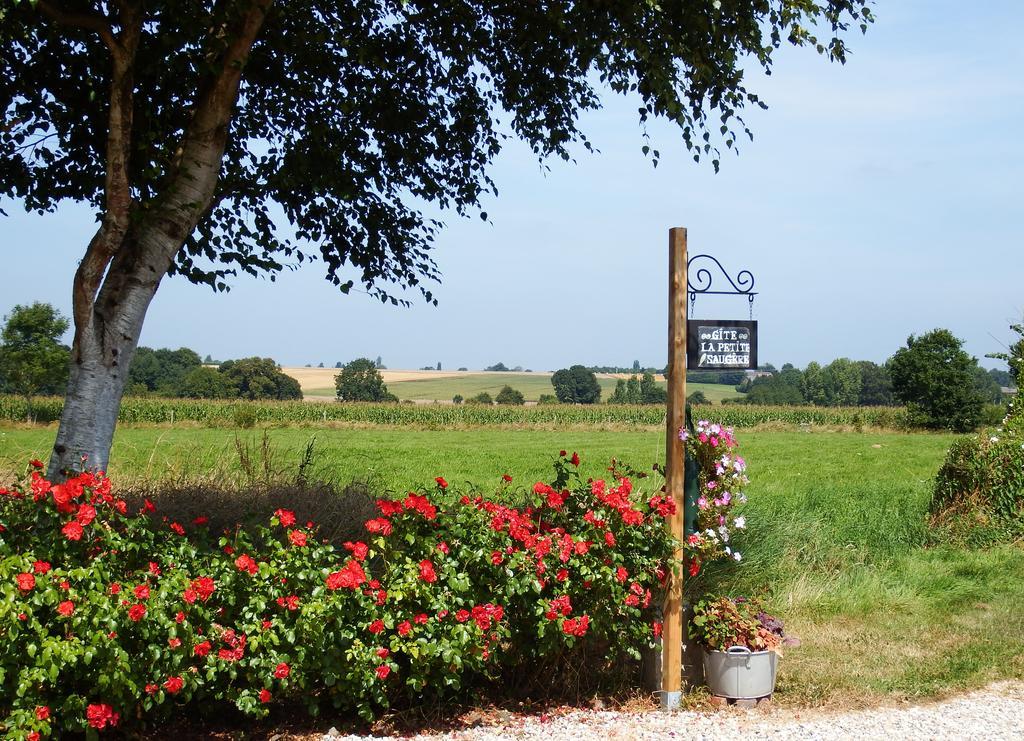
[632,360,641,372]
[800,362,827,405]
[608,378,628,404]
[128,347,202,394]
[495,385,525,405]
[639,371,667,404]
[856,361,894,406]
[0,303,70,412]
[484,362,509,372]
[1,2,872,476]
[335,358,394,402]
[551,365,601,404]
[219,357,302,401]
[821,357,861,406]
[468,391,493,405]
[888,329,986,432]
[987,321,1024,386]
[972,366,1004,405]
[178,366,236,399]
[625,375,641,404]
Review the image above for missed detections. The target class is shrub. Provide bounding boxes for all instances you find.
[452,394,463,404]
[931,400,1024,542]
[537,394,559,405]
[551,366,601,404]
[0,453,676,735]
[467,391,493,405]
[495,386,525,405]
[334,358,393,402]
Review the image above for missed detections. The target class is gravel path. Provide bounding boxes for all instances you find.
[324,681,1024,740]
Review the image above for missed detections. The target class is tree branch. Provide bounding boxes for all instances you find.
[35,0,121,58]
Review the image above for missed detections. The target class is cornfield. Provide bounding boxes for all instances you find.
[0,395,910,430]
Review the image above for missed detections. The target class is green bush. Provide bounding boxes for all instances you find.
[0,455,675,735]
[495,386,525,405]
[467,392,492,405]
[931,400,1024,542]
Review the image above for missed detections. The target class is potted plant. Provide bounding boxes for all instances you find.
[689,596,787,700]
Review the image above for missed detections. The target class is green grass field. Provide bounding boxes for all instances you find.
[2,423,1020,706]
[302,372,745,404]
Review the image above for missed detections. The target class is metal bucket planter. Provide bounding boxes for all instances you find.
[702,646,778,700]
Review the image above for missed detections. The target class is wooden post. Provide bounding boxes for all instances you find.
[661,227,687,710]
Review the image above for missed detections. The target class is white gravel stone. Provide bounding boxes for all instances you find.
[324,681,1024,741]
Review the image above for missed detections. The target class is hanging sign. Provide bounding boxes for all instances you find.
[687,320,757,370]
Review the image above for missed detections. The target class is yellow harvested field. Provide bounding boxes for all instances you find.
[282,367,547,393]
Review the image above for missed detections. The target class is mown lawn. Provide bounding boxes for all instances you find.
[2,423,1020,706]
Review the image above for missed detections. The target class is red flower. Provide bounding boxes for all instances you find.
[375,499,404,516]
[502,474,513,482]
[58,580,70,590]
[32,560,51,574]
[418,559,437,583]
[192,516,208,526]
[624,594,640,607]
[343,541,369,561]
[376,647,390,658]
[128,603,147,622]
[604,531,616,547]
[134,584,150,600]
[35,705,50,721]
[259,688,272,703]
[455,609,470,623]
[30,458,43,468]
[364,517,392,536]
[368,619,385,634]
[16,572,35,591]
[288,529,308,547]
[76,504,96,526]
[689,560,700,577]
[175,611,186,623]
[491,551,503,565]
[169,522,185,536]
[57,600,75,617]
[273,662,290,679]
[191,576,216,602]
[559,450,567,457]
[413,613,428,625]
[274,508,296,527]
[561,614,590,637]
[326,559,367,590]
[26,733,39,741]
[437,541,449,555]
[148,561,162,576]
[109,582,121,595]
[235,554,258,575]
[435,476,448,489]
[262,619,273,630]
[182,588,198,604]
[164,676,184,694]
[653,621,663,637]
[615,566,629,583]
[145,683,159,695]
[397,620,412,636]
[571,452,580,467]
[276,595,300,611]
[375,664,391,680]
[62,520,84,541]
[556,568,569,582]
[194,641,212,657]
[86,703,119,730]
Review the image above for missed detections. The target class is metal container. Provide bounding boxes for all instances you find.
[702,646,778,699]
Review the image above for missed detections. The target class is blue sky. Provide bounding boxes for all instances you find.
[4,0,1022,372]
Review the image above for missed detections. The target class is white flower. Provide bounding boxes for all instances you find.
[991,437,1000,443]
[718,527,730,543]
[734,516,746,529]
[733,552,742,562]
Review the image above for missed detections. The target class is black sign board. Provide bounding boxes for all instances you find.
[687,320,758,370]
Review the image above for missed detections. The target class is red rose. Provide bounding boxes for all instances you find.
[689,560,700,577]
[273,662,290,679]
[194,641,212,657]
[364,517,392,536]
[128,603,147,622]
[343,541,369,561]
[274,508,296,527]
[148,561,162,576]
[191,576,216,601]
[502,474,513,482]
[192,516,208,526]
[16,572,35,591]
[368,619,385,634]
[182,588,198,604]
[287,529,308,547]
[397,620,412,636]
[259,688,272,703]
[168,637,182,649]
[413,613,428,625]
[491,551,503,565]
[169,522,185,535]
[604,531,616,547]
[376,647,390,658]
[35,705,50,721]
[175,611,186,623]
[86,703,119,730]
[571,452,580,466]
[62,520,84,541]
[134,584,150,600]
[615,566,628,583]
[326,560,366,590]
[109,582,122,595]
[30,458,43,468]
[435,476,448,489]
[235,554,258,575]
[164,676,184,694]
[57,600,74,617]
[375,664,391,680]
[32,561,51,574]
[455,609,470,623]
[653,621,663,637]
[418,559,437,583]
[437,541,449,555]
[76,504,96,526]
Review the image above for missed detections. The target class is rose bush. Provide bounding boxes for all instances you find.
[0,452,676,737]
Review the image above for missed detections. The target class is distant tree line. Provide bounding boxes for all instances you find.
[128,348,302,400]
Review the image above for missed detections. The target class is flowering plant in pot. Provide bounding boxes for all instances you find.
[689,596,788,700]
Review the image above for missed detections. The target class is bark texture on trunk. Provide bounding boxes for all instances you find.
[45,0,271,481]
